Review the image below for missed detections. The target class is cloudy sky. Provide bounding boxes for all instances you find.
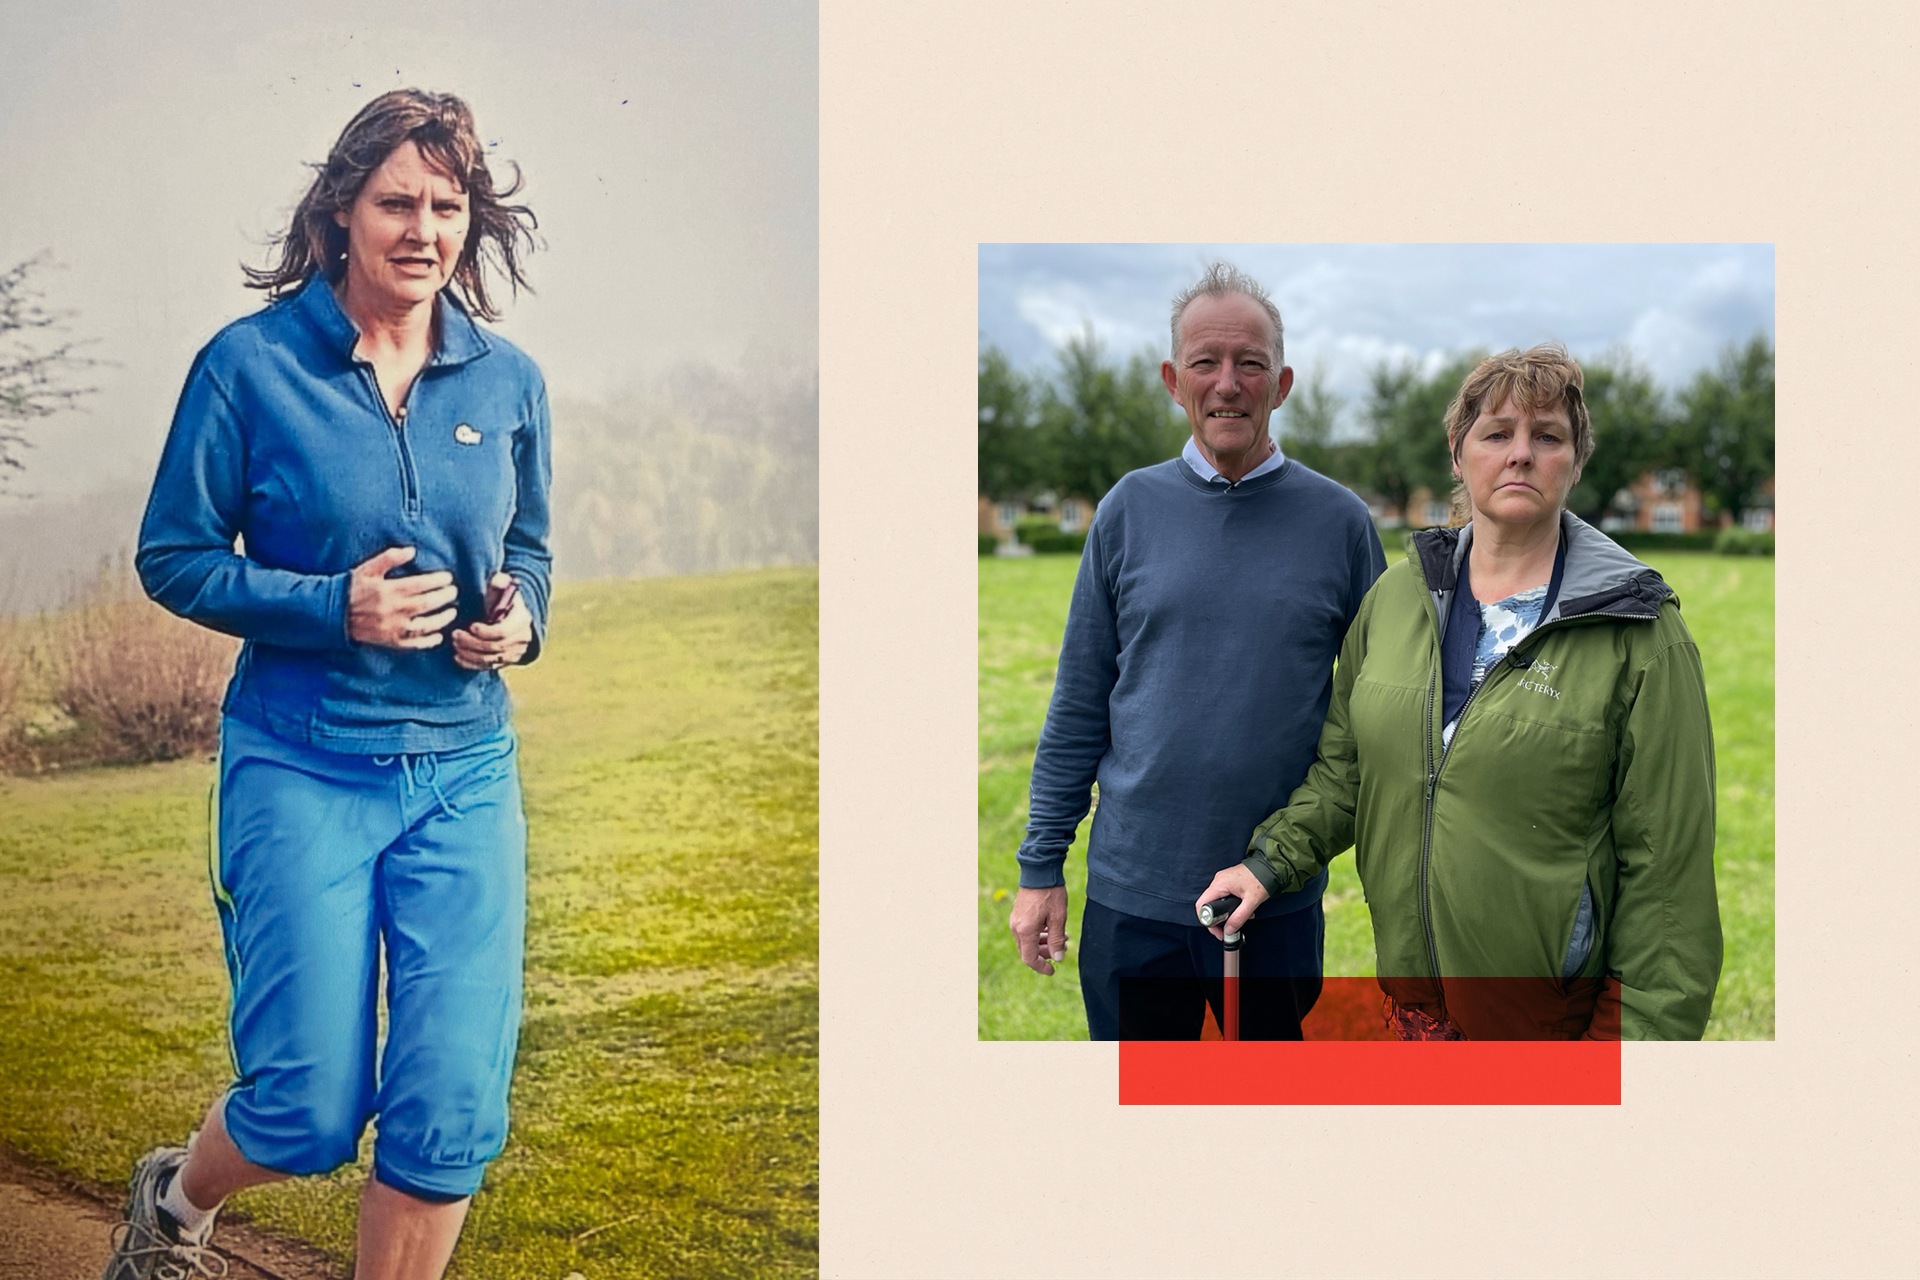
[980,244,1774,434]
[0,0,816,500]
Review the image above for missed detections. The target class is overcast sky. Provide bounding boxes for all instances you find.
[0,0,816,500]
[980,244,1774,433]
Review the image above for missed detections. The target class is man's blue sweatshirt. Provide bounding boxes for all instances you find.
[136,276,552,755]
[1016,456,1386,925]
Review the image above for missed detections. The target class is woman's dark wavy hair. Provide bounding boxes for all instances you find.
[244,89,536,321]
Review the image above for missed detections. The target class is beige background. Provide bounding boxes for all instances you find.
[821,3,1913,1276]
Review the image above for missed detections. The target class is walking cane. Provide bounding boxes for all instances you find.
[1197,895,1243,1041]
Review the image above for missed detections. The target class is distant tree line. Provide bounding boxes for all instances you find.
[979,329,1187,506]
[550,362,819,580]
[981,330,1775,525]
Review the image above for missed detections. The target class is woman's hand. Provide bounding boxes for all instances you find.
[1195,863,1270,940]
[349,546,457,649]
[452,572,533,671]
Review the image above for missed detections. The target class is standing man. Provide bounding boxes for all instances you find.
[1007,262,1386,1040]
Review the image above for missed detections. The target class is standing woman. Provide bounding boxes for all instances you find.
[107,90,549,1280]
[1198,344,1721,1040]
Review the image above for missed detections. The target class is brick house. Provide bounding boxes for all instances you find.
[1354,487,1454,530]
[1349,470,1772,535]
[1736,477,1775,533]
[1591,471,1774,534]
[1602,469,1705,534]
[978,490,1095,541]
[983,471,1771,540]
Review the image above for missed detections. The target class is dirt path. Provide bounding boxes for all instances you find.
[0,1147,342,1280]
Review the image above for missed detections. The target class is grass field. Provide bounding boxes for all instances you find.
[0,566,819,1279]
[978,546,1774,1041]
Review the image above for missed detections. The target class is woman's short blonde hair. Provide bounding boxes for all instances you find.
[1442,343,1592,523]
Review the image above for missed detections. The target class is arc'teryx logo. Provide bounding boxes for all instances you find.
[1516,656,1562,700]
[454,423,482,445]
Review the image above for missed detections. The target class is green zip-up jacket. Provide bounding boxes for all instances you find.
[1243,513,1722,1040]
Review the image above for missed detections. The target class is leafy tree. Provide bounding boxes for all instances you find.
[1039,327,1186,501]
[1676,334,1774,522]
[1567,350,1672,520]
[979,329,1776,528]
[978,343,1047,500]
[1360,352,1481,515]
[1278,367,1366,485]
[0,254,97,491]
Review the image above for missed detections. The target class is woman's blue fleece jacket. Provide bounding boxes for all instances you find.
[136,275,553,755]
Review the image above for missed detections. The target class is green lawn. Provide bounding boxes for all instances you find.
[978,546,1774,1041]
[0,567,819,1279]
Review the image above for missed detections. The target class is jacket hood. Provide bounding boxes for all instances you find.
[1411,512,1673,634]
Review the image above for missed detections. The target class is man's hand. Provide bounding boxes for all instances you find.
[1009,885,1069,976]
[452,573,534,670]
[1195,864,1270,940]
[348,546,457,649]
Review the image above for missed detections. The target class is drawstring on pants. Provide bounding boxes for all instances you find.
[372,752,465,820]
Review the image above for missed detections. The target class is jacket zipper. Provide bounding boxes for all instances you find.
[358,366,422,518]
[1419,649,1514,993]
[1418,666,1443,989]
[1414,603,1658,994]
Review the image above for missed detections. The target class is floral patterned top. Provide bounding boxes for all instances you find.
[1441,583,1549,749]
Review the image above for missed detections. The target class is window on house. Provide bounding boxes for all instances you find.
[1743,508,1773,532]
[1422,500,1451,527]
[1059,499,1084,532]
[1651,504,1684,534]
[997,502,1020,531]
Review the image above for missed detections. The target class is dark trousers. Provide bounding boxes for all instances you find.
[1079,896,1324,1041]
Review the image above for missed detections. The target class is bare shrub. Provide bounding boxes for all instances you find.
[0,570,35,759]
[34,565,237,766]
[0,630,19,735]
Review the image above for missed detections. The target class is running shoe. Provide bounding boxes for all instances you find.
[101,1145,227,1279]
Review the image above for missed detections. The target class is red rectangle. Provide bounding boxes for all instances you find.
[1119,1038,1621,1105]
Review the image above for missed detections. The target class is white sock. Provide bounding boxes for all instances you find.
[158,1169,219,1242]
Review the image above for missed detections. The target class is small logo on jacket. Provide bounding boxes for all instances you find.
[453,423,482,445]
[1516,659,1562,699]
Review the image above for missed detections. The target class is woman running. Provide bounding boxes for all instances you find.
[106,88,550,1280]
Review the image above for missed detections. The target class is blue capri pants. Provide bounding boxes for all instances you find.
[210,714,526,1201]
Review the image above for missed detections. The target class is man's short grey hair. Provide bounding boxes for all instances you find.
[1169,261,1285,368]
